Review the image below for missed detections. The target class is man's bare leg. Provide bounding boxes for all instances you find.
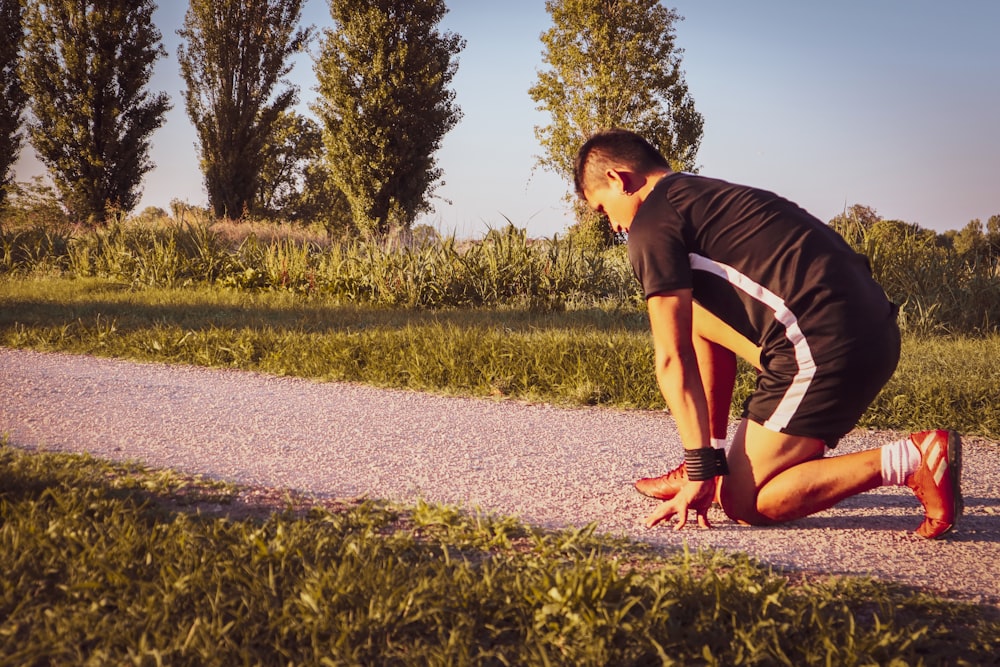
[634,304,757,501]
[720,420,882,525]
[691,302,761,373]
[691,327,737,443]
[633,325,733,501]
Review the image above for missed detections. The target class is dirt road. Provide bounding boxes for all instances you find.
[2,347,998,606]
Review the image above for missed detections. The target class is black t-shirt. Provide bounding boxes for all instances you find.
[628,172,894,366]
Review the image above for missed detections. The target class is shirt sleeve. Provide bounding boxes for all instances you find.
[627,194,692,298]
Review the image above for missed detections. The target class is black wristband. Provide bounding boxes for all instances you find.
[684,447,729,481]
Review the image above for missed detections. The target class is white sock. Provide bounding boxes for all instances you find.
[880,436,922,486]
[711,438,728,451]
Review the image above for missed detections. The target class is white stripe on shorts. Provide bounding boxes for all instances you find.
[689,253,816,431]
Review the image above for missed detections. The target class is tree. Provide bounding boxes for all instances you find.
[313,0,464,237]
[294,158,353,235]
[254,110,352,228]
[1,176,70,229]
[955,214,1000,263]
[0,0,28,209]
[20,0,170,224]
[529,0,703,246]
[950,219,987,259]
[987,214,1000,259]
[178,0,311,220]
[255,110,321,216]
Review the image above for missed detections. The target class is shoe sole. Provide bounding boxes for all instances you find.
[929,430,964,539]
[947,429,964,535]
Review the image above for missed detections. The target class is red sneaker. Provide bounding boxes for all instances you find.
[905,430,963,539]
[635,461,723,504]
[635,461,688,500]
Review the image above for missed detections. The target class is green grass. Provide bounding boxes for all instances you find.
[3,275,1000,663]
[3,276,999,438]
[867,336,1000,437]
[2,441,997,666]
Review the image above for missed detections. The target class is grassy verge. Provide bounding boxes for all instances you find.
[3,276,999,438]
[2,441,997,665]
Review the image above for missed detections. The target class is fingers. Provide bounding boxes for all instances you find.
[670,505,710,531]
[693,486,713,529]
[672,500,712,530]
[643,500,676,529]
[641,494,713,530]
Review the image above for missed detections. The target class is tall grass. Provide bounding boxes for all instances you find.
[3,442,996,665]
[4,210,999,334]
[0,225,71,275]
[844,219,1000,335]
[2,214,642,310]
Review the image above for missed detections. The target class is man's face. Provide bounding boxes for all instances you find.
[583,175,641,234]
[583,170,642,234]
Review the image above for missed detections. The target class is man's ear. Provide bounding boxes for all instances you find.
[606,168,641,195]
[605,168,630,194]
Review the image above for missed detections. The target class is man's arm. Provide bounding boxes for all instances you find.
[645,290,717,529]
[647,290,712,450]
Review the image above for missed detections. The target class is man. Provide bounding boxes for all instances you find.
[574,129,961,538]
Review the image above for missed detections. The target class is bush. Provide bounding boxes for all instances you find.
[839,218,1000,335]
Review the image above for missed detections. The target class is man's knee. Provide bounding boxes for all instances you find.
[718,479,776,526]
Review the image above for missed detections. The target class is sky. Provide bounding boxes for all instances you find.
[12,0,1000,239]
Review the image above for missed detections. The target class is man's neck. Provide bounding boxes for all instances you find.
[636,169,673,200]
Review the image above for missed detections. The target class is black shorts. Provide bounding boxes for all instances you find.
[743,308,901,448]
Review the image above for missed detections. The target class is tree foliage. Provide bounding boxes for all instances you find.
[313,0,464,237]
[0,0,28,208]
[20,0,170,224]
[255,110,322,217]
[529,0,704,246]
[178,0,311,220]
[0,175,70,229]
[828,203,882,241]
[945,215,1000,262]
[531,0,703,177]
[255,110,350,228]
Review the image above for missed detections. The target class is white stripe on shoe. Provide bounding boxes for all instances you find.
[914,432,947,487]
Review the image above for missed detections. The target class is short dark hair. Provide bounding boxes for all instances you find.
[573,129,670,198]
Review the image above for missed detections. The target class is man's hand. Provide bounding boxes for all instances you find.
[643,478,715,530]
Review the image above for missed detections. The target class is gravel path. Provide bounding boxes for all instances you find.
[2,347,998,606]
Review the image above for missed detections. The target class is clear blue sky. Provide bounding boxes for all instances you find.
[13,0,1000,239]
